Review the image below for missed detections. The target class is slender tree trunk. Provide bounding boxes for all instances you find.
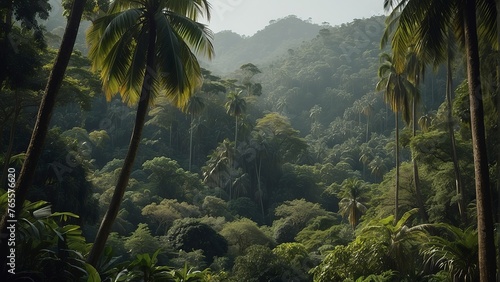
[412,96,428,222]
[395,112,399,222]
[87,21,157,267]
[366,114,369,142]
[496,0,500,277]
[256,157,265,222]
[229,116,238,200]
[463,1,496,280]
[446,54,466,224]
[235,115,238,150]
[0,0,87,276]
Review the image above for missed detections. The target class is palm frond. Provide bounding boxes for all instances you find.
[165,0,211,21]
[166,11,214,59]
[122,27,149,104]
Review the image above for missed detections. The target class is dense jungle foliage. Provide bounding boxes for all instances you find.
[0,0,499,281]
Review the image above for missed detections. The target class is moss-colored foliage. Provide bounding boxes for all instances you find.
[227,197,262,223]
[142,199,200,235]
[230,245,295,282]
[220,218,274,255]
[295,216,351,252]
[201,196,233,220]
[142,156,206,201]
[272,243,313,281]
[313,209,429,281]
[124,223,161,258]
[166,218,228,264]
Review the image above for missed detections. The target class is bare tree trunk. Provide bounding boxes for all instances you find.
[463,1,496,280]
[446,54,466,224]
[87,20,156,267]
[0,0,87,276]
[495,0,500,278]
[412,96,428,222]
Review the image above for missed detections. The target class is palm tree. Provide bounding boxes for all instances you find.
[405,48,428,222]
[359,208,429,277]
[443,38,467,224]
[382,0,497,278]
[338,178,367,229]
[85,0,213,266]
[376,53,414,221]
[225,90,247,149]
[369,156,387,182]
[421,224,479,281]
[0,0,88,274]
[417,113,432,133]
[184,95,205,171]
[202,139,234,198]
[361,101,374,142]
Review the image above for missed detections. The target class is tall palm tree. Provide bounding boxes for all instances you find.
[405,48,428,222]
[224,91,246,201]
[443,38,467,224]
[382,0,497,278]
[225,90,247,149]
[85,0,213,266]
[184,95,205,171]
[338,178,367,229]
[0,0,88,274]
[376,53,414,221]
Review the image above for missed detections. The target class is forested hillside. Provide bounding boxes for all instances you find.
[1,0,499,281]
[203,15,323,73]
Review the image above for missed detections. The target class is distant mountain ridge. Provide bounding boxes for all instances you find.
[202,15,324,74]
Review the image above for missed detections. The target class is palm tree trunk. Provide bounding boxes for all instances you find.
[463,1,496,280]
[87,21,157,267]
[446,54,466,224]
[366,114,369,143]
[395,112,399,222]
[235,115,238,149]
[256,157,265,222]
[496,0,500,276]
[412,96,428,222]
[0,0,87,275]
[229,116,238,200]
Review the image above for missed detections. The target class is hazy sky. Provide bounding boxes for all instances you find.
[202,0,385,36]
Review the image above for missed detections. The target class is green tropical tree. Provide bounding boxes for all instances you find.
[85,0,213,266]
[338,178,367,229]
[421,224,479,282]
[358,208,429,278]
[184,95,205,171]
[116,249,173,281]
[376,53,414,221]
[382,0,497,278]
[0,0,88,273]
[405,48,428,222]
[240,63,262,96]
[442,38,467,224]
[225,90,247,149]
[202,139,234,198]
